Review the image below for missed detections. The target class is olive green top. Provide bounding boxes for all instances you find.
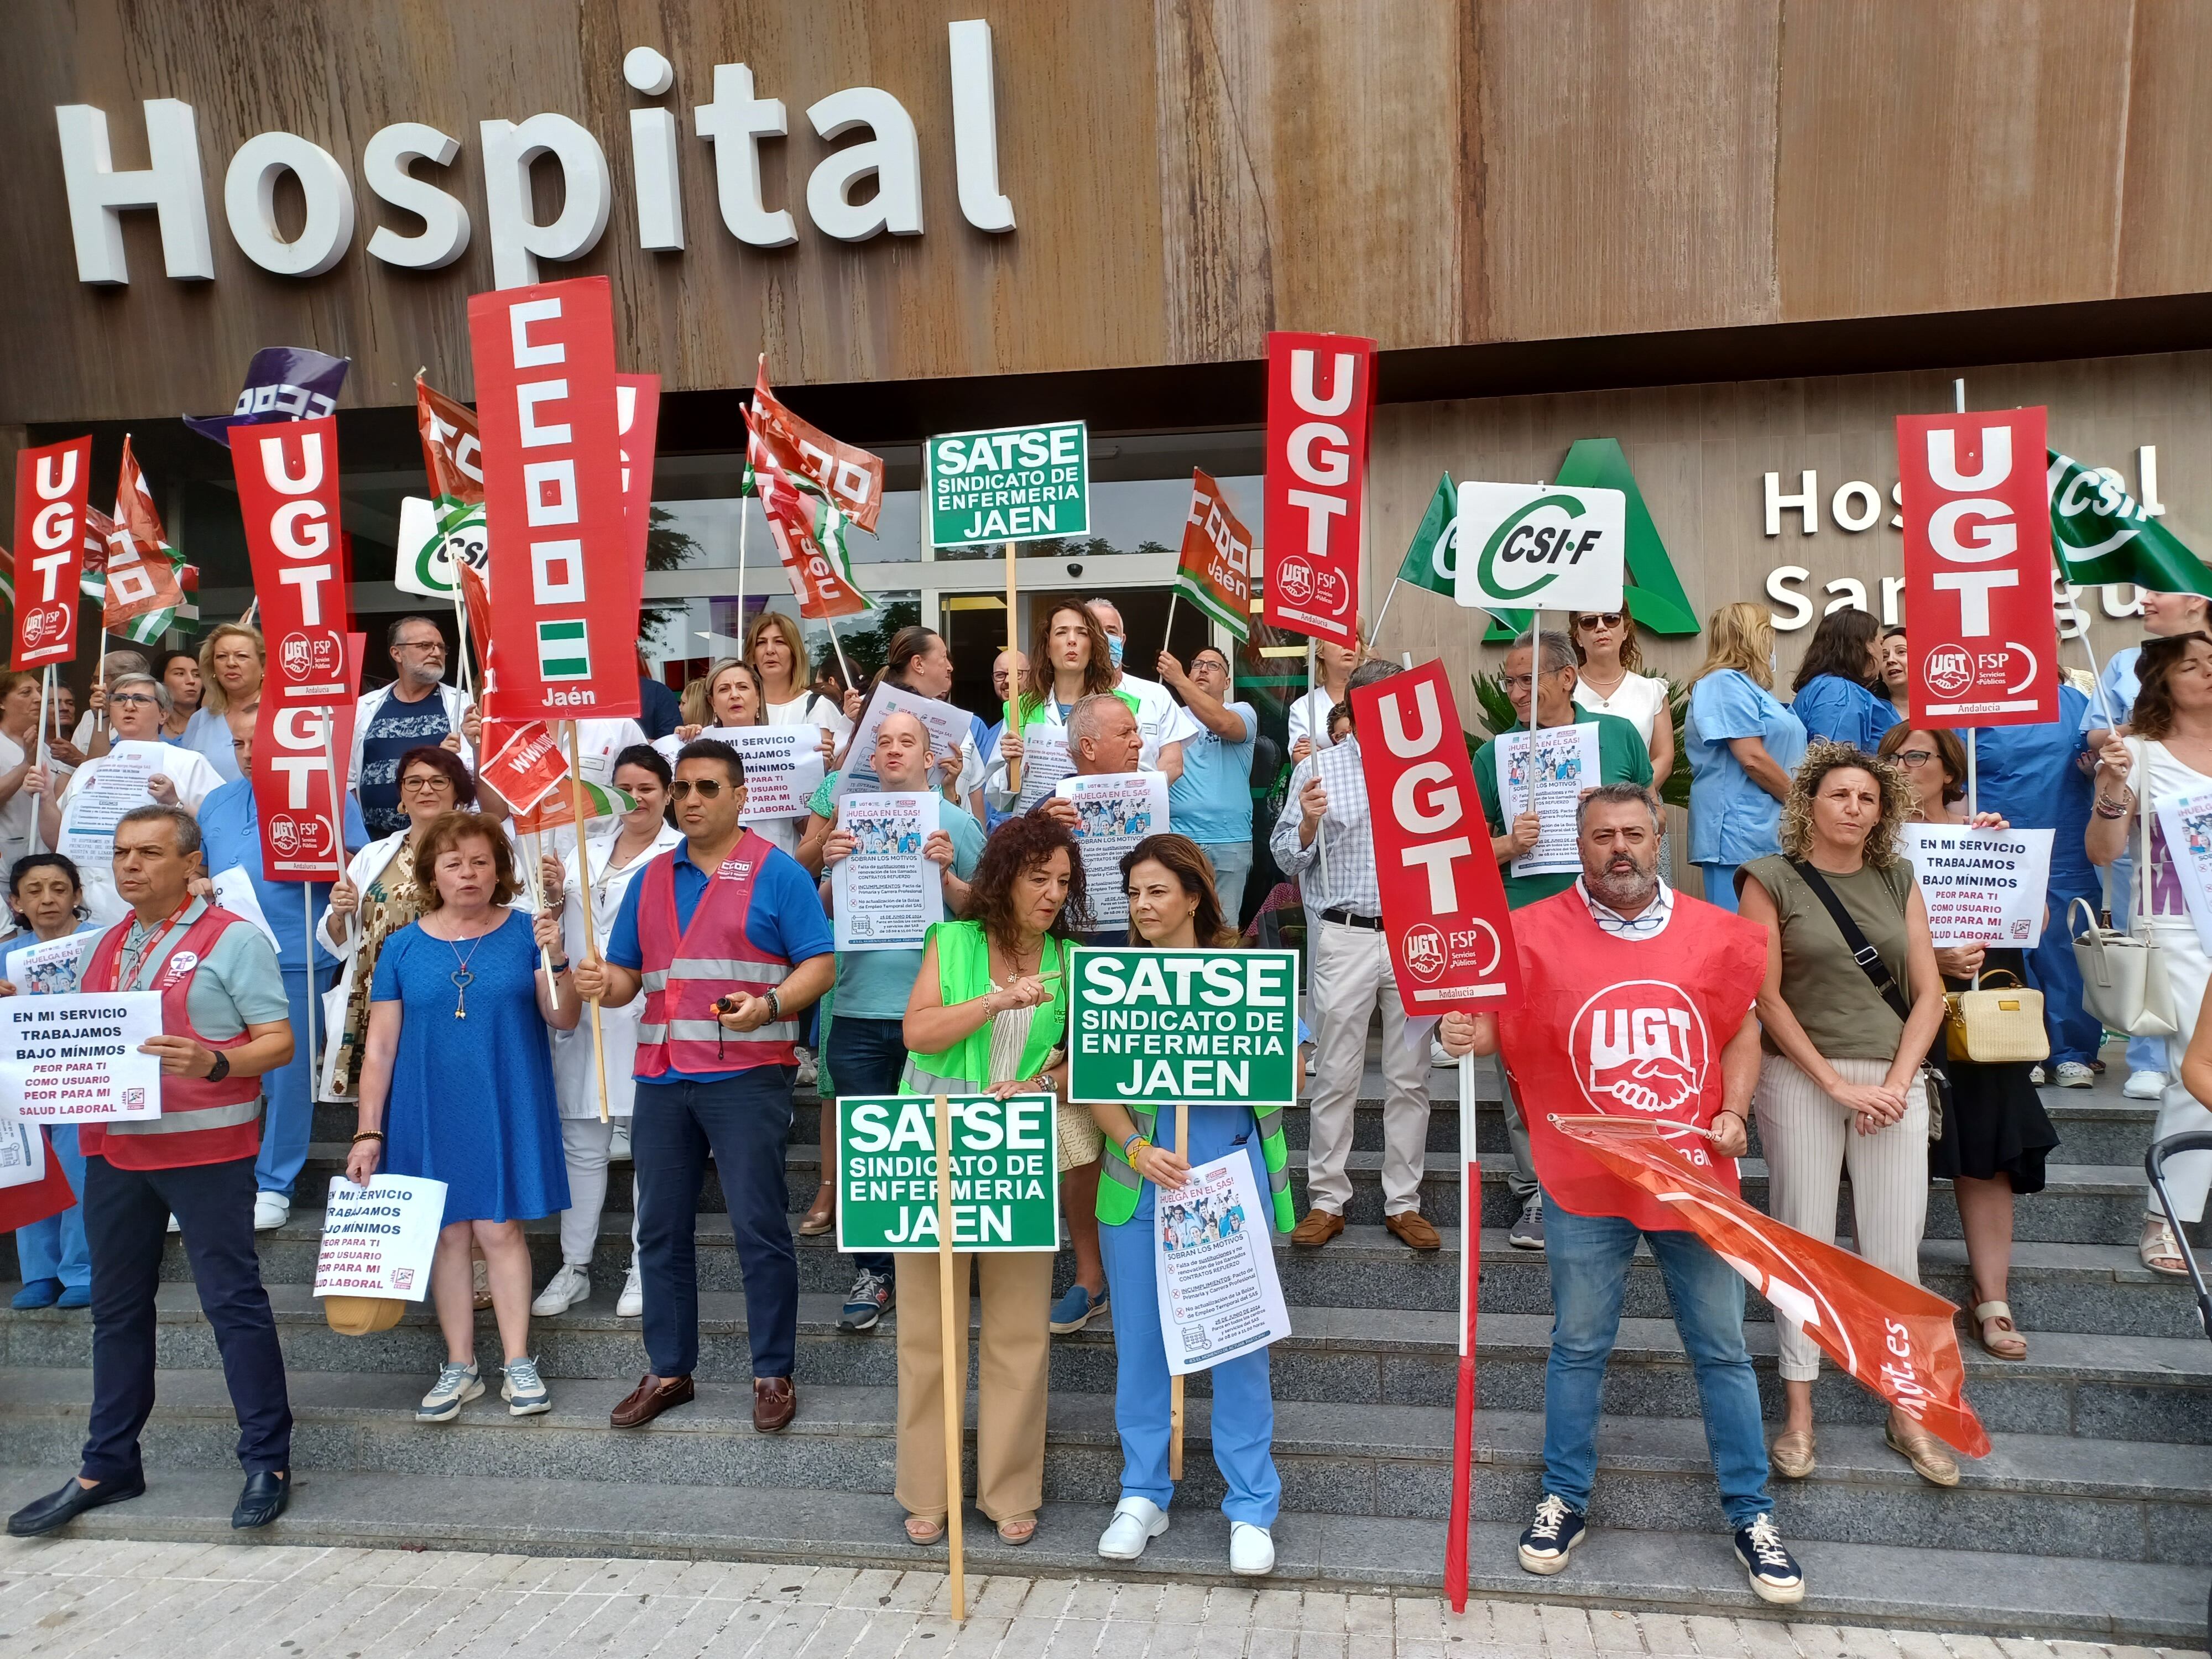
[1740,854,1914,1061]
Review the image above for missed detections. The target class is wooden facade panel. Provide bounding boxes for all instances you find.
[2118,1,2212,298]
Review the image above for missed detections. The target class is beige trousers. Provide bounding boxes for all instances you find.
[1306,920,1431,1217]
[894,1249,1055,1523]
[1754,1052,1928,1384]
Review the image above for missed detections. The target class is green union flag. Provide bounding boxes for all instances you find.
[537,619,592,681]
[2048,449,2212,599]
[1397,473,1458,597]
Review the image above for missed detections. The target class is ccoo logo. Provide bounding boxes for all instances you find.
[1568,979,1710,1117]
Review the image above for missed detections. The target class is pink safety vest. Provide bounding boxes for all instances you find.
[633,831,799,1076]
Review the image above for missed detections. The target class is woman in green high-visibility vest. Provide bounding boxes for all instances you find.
[1089,833,1293,1579]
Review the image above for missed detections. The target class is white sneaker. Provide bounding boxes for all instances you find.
[2124,1069,2168,1099]
[2055,1061,2096,1089]
[609,1120,632,1160]
[616,1264,644,1318]
[1302,1048,1318,1078]
[2028,1065,2046,1086]
[1097,1496,1168,1561]
[1229,1521,1275,1576]
[165,1213,181,1234]
[530,1263,592,1317]
[253,1192,290,1231]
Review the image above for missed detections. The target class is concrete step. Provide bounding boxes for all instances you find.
[9,1282,2206,1442]
[4,1367,2205,1562]
[0,1465,2199,1644]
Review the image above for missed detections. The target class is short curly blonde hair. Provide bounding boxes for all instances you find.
[1777,738,1914,869]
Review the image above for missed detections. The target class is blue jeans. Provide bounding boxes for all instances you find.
[1543,1191,1771,1527]
[14,1124,88,1288]
[822,1015,901,1278]
[1696,863,1742,914]
[633,1069,799,1379]
[1198,841,1255,928]
[253,964,318,1198]
[2028,875,2106,1067]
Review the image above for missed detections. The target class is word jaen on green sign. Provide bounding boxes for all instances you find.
[926,420,1090,547]
[1066,948,1301,1108]
[833,1094,1060,1253]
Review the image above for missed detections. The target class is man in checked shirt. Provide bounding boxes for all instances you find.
[1269,660,1438,1252]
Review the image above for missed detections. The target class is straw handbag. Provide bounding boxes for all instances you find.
[1943,970,2049,1065]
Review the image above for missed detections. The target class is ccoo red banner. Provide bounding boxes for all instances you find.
[1262,331,1374,650]
[233,417,354,706]
[1559,1115,1991,1455]
[1350,660,1521,1013]
[12,437,93,670]
[468,274,640,721]
[1896,406,2057,728]
[251,634,362,881]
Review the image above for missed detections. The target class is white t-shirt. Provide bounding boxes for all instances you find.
[2124,735,2212,928]
[0,728,33,870]
[1573,670,1670,745]
[766,691,853,746]
[58,740,225,924]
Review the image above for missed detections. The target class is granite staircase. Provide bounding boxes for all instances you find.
[3,1046,2208,1642]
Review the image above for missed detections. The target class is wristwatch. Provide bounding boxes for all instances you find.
[205,1050,231,1083]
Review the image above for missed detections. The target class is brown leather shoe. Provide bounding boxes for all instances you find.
[609,1373,693,1428]
[1385,1211,1442,1251]
[753,1376,797,1433]
[1290,1208,1344,1248]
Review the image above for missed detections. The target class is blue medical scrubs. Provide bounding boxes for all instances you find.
[1098,1103,1282,1526]
[194,778,369,1200]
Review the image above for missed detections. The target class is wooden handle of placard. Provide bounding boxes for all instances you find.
[567,722,611,1125]
[1170,1099,1189,1480]
[935,1091,966,1621]
[1004,541,1021,796]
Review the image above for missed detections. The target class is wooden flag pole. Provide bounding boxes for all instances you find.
[1161,590,1180,666]
[566,721,611,1124]
[934,1091,966,1621]
[1169,1100,1189,1480]
[1004,541,1021,797]
[1444,1047,1479,1612]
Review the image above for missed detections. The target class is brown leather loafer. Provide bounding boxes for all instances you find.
[609,1373,694,1428]
[1290,1208,1344,1248]
[753,1376,797,1433]
[1385,1211,1442,1251]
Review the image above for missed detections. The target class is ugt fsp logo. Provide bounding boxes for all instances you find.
[1569,979,1710,1117]
[1922,646,1975,698]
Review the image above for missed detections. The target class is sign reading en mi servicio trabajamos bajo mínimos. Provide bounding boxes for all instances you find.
[1066,948,1301,1108]
[833,1093,1060,1253]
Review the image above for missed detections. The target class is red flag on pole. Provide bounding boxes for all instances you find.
[745,413,869,620]
[11,437,93,670]
[479,718,571,815]
[615,373,660,641]
[750,357,885,533]
[1262,331,1374,648]
[105,438,187,630]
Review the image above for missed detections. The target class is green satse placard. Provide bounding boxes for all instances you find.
[925,421,1090,548]
[1065,947,1301,1108]
[833,1093,1060,1253]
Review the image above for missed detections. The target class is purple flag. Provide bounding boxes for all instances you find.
[185,347,352,446]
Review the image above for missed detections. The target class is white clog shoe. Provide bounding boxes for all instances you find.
[1097,1496,1168,1561]
[1230,1521,1275,1576]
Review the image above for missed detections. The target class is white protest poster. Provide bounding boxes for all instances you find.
[1056,771,1171,928]
[833,792,943,952]
[1898,824,2055,948]
[2153,790,2212,955]
[1497,724,1602,878]
[1013,726,1073,812]
[1,990,164,1121]
[314,1174,448,1301]
[211,865,283,953]
[6,935,87,998]
[56,742,167,865]
[0,1109,43,1191]
[832,684,975,800]
[1156,1149,1292,1377]
[697,726,826,822]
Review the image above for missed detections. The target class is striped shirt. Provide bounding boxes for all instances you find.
[1269,737,1381,917]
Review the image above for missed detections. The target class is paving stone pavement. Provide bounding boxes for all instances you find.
[0,1538,2204,1659]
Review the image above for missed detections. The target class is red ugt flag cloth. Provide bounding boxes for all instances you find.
[750,356,885,534]
[1262,331,1373,649]
[745,412,869,620]
[1557,1115,1991,1457]
[11,436,92,670]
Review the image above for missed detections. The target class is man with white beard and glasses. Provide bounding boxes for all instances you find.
[1436,782,1805,1606]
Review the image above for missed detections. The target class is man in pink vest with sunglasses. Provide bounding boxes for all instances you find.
[577,738,834,1436]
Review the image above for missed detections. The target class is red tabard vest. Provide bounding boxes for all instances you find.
[633,831,799,1076]
[1498,888,1766,1230]
[78,905,265,1171]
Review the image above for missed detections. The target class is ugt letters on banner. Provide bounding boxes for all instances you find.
[1895,408,2057,727]
[1350,661,1521,1013]
[252,693,359,880]
[468,274,640,720]
[12,437,92,670]
[232,416,354,705]
[1262,331,1373,648]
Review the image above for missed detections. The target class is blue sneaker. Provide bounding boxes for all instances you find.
[55,1284,90,1310]
[839,1267,894,1332]
[1733,1513,1805,1604]
[11,1279,61,1310]
[1517,1494,1586,1575]
[1048,1281,1107,1335]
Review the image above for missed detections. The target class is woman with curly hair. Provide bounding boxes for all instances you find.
[895,811,1089,1550]
[1735,741,1952,1486]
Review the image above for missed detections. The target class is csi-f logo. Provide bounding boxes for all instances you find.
[1571,979,1710,1116]
[1477,492,1608,602]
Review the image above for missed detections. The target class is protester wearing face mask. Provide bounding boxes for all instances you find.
[1081,599,1196,783]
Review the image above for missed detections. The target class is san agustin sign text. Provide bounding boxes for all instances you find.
[54,20,1015,290]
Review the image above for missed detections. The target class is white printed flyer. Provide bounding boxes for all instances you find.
[314,1174,449,1301]
[0,990,164,1121]
[833,791,945,952]
[1056,770,1171,928]
[1155,1149,1292,1376]
[1898,823,2053,947]
[1495,724,1602,879]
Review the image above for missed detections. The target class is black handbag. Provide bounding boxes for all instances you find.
[1790,861,1949,1141]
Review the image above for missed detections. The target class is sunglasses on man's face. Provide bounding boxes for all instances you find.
[669,779,732,799]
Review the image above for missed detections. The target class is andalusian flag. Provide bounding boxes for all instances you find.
[2049,450,2212,600]
[93,444,191,645]
[514,779,636,835]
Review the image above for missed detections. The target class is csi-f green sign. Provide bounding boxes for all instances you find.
[833,1094,1060,1252]
[1066,948,1301,1107]
[926,420,1090,547]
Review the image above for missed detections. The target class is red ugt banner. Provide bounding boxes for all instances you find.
[1559,1116,1992,1456]
[1263,331,1374,650]
[1896,406,2057,728]
[468,274,640,721]
[12,437,92,670]
[233,417,353,706]
[251,636,362,881]
[1350,660,1521,1013]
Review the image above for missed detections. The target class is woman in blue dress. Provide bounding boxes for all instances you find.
[1687,603,1809,913]
[345,812,579,1422]
[1788,607,1897,751]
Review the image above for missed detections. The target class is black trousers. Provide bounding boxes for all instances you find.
[80,1152,292,1481]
